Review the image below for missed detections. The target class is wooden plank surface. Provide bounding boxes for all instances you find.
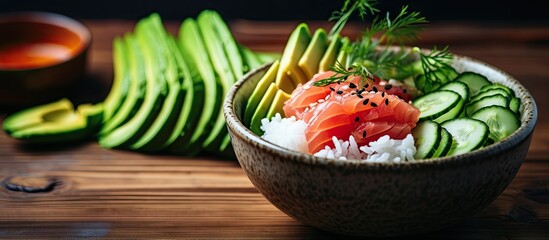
[0,20,548,239]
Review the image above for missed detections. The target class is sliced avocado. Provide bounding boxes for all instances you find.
[158,36,203,152]
[129,31,187,151]
[275,23,311,93]
[336,37,350,68]
[102,37,130,122]
[3,98,103,143]
[100,33,146,134]
[319,34,342,72]
[239,45,262,72]
[170,18,221,155]
[99,14,168,148]
[3,98,73,135]
[266,89,292,119]
[209,11,244,80]
[250,82,278,135]
[243,60,280,126]
[255,51,281,64]
[196,11,237,152]
[298,28,328,80]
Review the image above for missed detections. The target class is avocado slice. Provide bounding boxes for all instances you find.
[266,89,292,119]
[102,37,130,122]
[169,18,221,155]
[100,33,146,134]
[250,82,278,135]
[319,34,342,72]
[255,51,281,64]
[243,60,280,127]
[99,14,168,148]
[196,11,237,152]
[275,23,311,93]
[3,98,103,143]
[158,36,204,151]
[209,11,244,80]
[336,37,350,68]
[298,28,328,80]
[239,45,262,72]
[129,30,188,151]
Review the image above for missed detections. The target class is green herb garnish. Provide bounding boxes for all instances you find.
[313,61,373,87]
[317,0,457,93]
[413,46,456,93]
[328,0,379,38]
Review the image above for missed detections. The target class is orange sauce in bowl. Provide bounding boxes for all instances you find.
[0,17,89,70]
[0,42,72,69]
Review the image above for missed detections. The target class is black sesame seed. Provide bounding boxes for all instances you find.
[403,89,407,93]
[371,102,378,107]
[372,86,378,93]
[381,92,385,97]
[362,131,366,138]
[362,98,369,105]
[357,89,364,95]
[385,98,389,105]
[357,94,364,99]
[364,83,369,88]
[384,84,393,90]
[349,83,357,88]
[355,117,360,122]
[329,87,335,91]
[336,90,343,95]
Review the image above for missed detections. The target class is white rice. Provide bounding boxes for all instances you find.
[260,113,308,153]
[260,114,417,163]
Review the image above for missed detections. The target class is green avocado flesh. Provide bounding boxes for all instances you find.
[298,28,328,80]
[275,23,311,93]
[99,14,169,149]
[3,98,103,143]
[244,60,280,126]
[319,34,342,72]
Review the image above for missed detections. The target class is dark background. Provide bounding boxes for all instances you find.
[1,0,548,24]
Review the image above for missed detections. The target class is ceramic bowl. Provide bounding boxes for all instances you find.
[0,12,91,109]
[223,56,537,237]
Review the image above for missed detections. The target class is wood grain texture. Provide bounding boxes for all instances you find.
[0,20,548,239]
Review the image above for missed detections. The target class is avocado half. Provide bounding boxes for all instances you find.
[3,98,103,143]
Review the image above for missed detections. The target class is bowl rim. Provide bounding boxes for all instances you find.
[224,54,538,169]
[0,11,92,71]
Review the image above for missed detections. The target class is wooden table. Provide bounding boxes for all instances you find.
[1,20,548,239]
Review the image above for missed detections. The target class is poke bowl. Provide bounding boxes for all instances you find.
[223,55,537,237]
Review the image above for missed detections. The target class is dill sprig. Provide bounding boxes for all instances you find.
[414,46,456,93]
[312,61,373,87]
[366,6,428,45]
[316,1,456,92]
[328,0,379,38]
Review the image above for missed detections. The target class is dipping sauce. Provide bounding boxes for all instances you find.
[0,16,88,71]
[0,42,72,69]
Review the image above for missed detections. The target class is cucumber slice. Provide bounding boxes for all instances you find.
[509,97,521,115]
[412,90,461,121]
[470,88,511,103]
[412,120,441,159]
[480,83,515,96]
[471,106,520,142]
[455,72,491,96]
[442,118,489,156]
[438,81,469,101]
[434,81,469,123]
[466,94,509,116]
[432,127,452,158]
[434,97,464,124]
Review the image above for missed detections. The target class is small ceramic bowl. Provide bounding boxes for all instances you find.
[223,56,537,237]
[0,12,91,109]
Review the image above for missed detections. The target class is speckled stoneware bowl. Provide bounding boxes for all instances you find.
[223,56,537,237]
